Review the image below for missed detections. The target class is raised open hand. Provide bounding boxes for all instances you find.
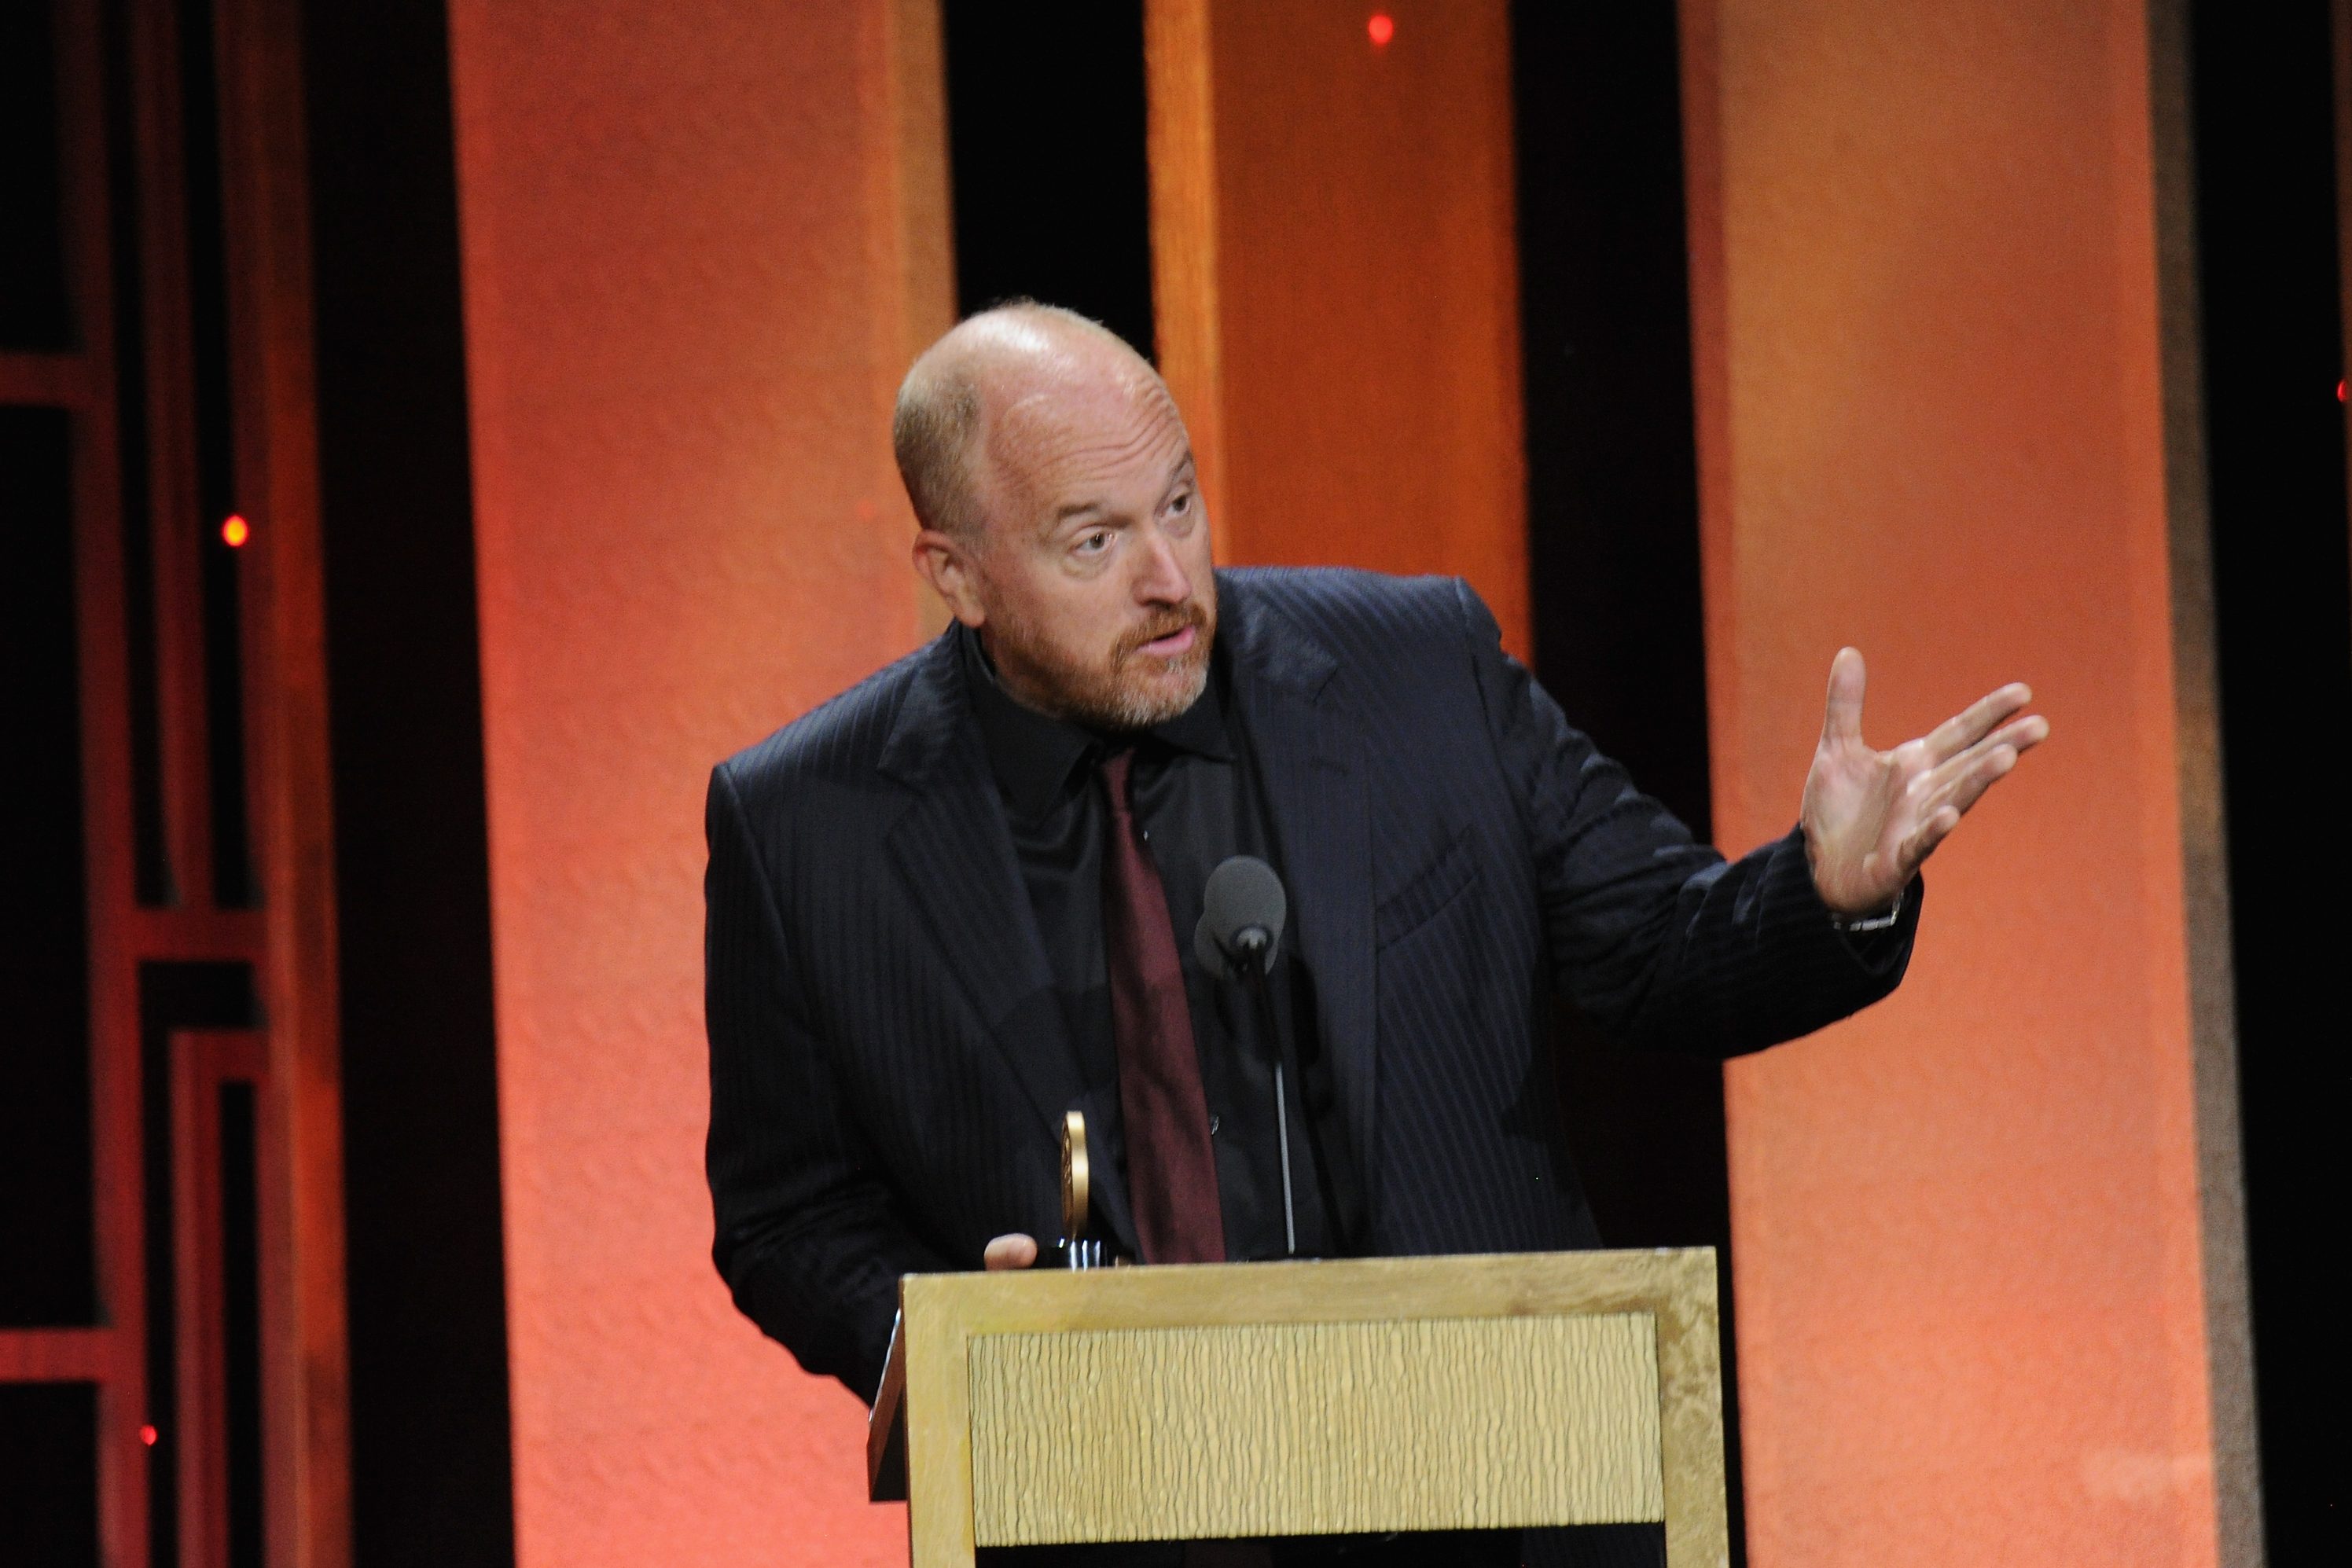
[1801,648,2049,916]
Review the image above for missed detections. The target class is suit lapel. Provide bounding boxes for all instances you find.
[878,591,1376,1257]
[1223,578,1380,1203]
[880,636,1085,1148]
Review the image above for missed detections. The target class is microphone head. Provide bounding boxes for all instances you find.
[1194,855,1287,980]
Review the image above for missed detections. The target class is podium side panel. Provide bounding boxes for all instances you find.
[1656,1250,1729,1568]
[906,1280,977,1568]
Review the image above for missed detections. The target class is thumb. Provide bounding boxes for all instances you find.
[983,1233,1038,1271]
[1821,647,1867,746]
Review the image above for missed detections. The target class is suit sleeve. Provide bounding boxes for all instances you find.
[704,762,950,1402]
[1454,579,1920,1056]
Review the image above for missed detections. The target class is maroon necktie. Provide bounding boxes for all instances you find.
[1100,747,1225,1264]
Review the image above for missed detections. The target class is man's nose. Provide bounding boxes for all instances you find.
[1130,523,1191,604]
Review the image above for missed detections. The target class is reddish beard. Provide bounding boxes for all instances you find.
[990,595,1216,730]
[1109,601,1211,668]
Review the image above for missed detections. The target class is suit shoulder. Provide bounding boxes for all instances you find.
[1226,566,1479,653]
[715,638,935,802]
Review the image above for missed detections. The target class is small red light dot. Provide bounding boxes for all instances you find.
[2338,378,2346,403]
[222,514,250,548]
[1368,13,1395,47]
[139,1424,159,1446]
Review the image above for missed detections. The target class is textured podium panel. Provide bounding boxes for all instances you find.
[884,1250,1727,1566]
[969,1313,1664,1546]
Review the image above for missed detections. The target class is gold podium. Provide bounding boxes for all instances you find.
[868,1249,1728,1565]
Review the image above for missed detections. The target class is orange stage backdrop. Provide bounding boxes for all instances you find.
[1681,2,2242,1566]
[1149,0,1530,650]
[432,2,2251,1562]
[442,3,1528,1560]
[445,2,945,1562]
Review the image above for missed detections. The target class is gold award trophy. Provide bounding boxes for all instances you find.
[1058,1110,1104,1269]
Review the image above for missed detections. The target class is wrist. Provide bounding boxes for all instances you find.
[1827,883,1905,933]
[1798,821,1896,921]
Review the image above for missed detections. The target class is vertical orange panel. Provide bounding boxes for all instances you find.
[1151,0,1529,655]
[447,2,948,1563]
[1681,3,2225,1566]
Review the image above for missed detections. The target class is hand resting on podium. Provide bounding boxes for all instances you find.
[983,1233,1038,1271]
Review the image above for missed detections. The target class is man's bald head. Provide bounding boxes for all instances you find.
[891,302,1167,544]
[899,299,1212,730]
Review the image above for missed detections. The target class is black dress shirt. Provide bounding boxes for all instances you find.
[958,624,1341,1262]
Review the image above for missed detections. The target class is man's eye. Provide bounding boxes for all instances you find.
[1075,530,1112,554]
[1167,490,1192,516]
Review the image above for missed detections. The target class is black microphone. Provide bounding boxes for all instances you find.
[1193,856,1299,1254]
[1194,855,1287,980]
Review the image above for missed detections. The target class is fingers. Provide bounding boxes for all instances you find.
[1997,712,2051,754]
[1909,711,2049,858]
[1924,681,2034,764]
[1902,803,1964,872]
[1923,712,2049,799]
[983,1233,1038,1272]
[1821,647,1867,745]
[1940,741,2020,819]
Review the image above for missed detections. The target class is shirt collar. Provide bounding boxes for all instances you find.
[957,622,1232,821]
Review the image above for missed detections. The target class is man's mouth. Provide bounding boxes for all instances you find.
[1138,625,1196,659]
[1116,608,1207,665]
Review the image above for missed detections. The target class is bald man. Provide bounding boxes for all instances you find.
[704,304,2044,1566]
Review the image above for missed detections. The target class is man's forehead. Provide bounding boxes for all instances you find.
[985,365,1185,485]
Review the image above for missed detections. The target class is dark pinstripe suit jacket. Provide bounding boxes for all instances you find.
[704,568,1916,1402]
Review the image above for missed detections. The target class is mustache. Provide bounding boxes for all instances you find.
[1112,602,1210,663]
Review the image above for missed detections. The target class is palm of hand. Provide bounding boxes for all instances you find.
[1799,648,2048,916]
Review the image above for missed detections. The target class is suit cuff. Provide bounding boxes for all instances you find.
[1782,825,1923,978]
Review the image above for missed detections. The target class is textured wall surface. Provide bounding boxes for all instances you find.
[1679,2,2222,1565]
[445,2,946,1562]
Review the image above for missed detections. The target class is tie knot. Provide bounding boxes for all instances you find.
[1098,747,1137,817]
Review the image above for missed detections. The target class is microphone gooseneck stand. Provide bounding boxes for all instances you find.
[1230,928,1298,1258]
[1198,854,1299,1259]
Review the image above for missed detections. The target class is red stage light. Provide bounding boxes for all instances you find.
[222,514,250,547]
[1368,13,1394,47]
[2338,378,2346,403]
[139,1424,159,1446]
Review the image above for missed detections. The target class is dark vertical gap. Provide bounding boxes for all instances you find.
[0,406,97,1330]
[0,1383,102,1568]
[101,0,173,907]
[1511,8,1714,834]
[302,0,518,1561]
[0,0,74,349]
[177,0,253,908]
[219,1081,263,1568]
[1511,7,1733,1566]
[940,0,1155,358]
[140,960,258,1568]
[2188,2,2352,1559]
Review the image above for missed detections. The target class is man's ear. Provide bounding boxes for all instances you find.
[912,528,987,628]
